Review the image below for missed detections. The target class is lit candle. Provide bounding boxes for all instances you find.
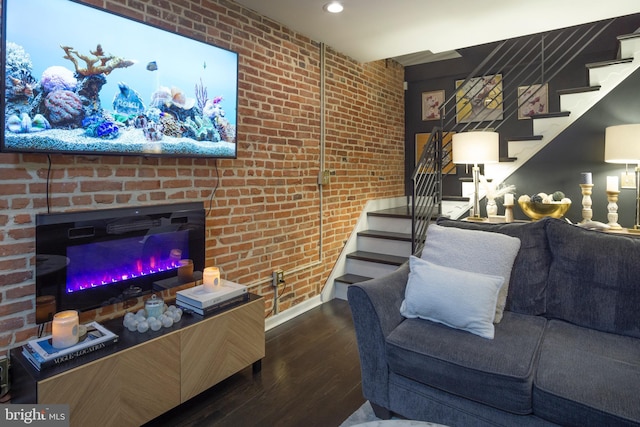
[606,176,619,192]
[504,193,514,205]
[580,172,592,185]
[52,310,79,349]
[202,267,220,292]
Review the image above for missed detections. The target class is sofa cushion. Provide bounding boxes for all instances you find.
[400,256,504,339]
[420,223,521,323]
[436,217,551,316]
[533,319,640,426]
[386,311,547,415]
[545,218,640,338]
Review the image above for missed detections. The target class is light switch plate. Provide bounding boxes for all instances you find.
[621,172,635,189]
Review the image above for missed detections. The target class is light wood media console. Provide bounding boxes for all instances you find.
[11,294,265,427]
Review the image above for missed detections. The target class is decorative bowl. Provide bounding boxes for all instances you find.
[518,201,571,220]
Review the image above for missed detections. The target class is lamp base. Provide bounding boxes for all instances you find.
[464,216,486,222]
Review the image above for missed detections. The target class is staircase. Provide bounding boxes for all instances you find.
[333,206,412,300]
[329,26,640,302]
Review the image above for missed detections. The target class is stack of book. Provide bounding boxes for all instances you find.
[22,321,118,371]
[176,280,248,315]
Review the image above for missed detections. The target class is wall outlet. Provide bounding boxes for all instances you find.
[621,172,636,189]
[0,356,9,397]
[272,270,285,288]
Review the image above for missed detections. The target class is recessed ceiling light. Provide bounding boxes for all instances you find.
[323,1,344,13]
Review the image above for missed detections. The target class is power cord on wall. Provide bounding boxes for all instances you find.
[267,280,288,318]
[46,154,52,214]
[206,159,220,217]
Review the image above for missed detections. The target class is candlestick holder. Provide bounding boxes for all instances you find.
[579,183,594,224]
[606,190,622,229]
[504,202,514,223]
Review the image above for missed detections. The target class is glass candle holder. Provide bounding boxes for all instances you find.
[202,267,220,292]
[177,259,194,282]
[52,310,79,349]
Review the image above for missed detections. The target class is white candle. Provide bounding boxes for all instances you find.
[606,176,619,192]
[202,267,220,292]
[52,310,79,349]
[580,172,592,185]
[504,193,514,205]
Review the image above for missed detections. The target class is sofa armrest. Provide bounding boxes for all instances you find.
[347,263,408,409]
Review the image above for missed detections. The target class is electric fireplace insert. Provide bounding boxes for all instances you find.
[35,202,205,323]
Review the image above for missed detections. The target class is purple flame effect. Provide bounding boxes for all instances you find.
[66,257,181,293]
[64,230,189,294]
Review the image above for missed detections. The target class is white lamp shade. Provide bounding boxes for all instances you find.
[452,131,499,165]
[604,124,640,163]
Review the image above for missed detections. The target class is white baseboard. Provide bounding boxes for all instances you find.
[265,295,323,331]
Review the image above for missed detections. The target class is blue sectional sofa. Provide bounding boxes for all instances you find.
[348,217,640,426]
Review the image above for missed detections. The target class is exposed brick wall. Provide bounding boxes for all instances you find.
[0,0,404,352]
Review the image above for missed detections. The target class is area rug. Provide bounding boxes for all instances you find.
[340,402,448,427]
[339,401,385,426]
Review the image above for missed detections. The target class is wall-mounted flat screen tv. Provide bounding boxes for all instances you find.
[2,0,238,158]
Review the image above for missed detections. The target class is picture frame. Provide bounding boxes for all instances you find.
[415,131,456,174]
[421,90,445,121]
[517,83,549,119]
[455,74,503,123]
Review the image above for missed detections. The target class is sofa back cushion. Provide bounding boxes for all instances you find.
[420,224,521,323]
[545,218,640,338]
[436,218,551,315]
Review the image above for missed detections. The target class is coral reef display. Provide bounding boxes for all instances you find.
[3,1,237,158]
[40,66,77,92]
[184,116,219,141]
[44,90,84,125]
[112,82,145,115]
[9,71,37,99]
[61,44,135,77]
[6,113,50,133]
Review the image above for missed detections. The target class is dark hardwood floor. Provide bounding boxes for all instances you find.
[144,298,365,427]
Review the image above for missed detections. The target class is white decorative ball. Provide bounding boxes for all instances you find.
[161,315,174,328]
[150,319,162,331]
[170,311,182,322]
[137,320,149,333]
[127,319,139,332]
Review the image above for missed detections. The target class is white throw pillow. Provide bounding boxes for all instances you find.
[400,256,504,339]
[420,224,521,323]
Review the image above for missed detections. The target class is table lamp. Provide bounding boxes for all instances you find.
[452,131,500,220]
[604,124,640,231]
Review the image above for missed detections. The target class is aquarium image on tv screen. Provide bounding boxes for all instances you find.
[2,0,238,158]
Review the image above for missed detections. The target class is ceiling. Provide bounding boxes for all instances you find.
[233,0,640,65]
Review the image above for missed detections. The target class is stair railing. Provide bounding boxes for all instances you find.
[411,18,617,254]
[411,128,443,254]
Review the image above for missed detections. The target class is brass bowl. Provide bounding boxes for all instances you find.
[518,201,571,220]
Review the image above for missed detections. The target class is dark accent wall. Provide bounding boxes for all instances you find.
[405,14,640,226]
[510,66,640,224]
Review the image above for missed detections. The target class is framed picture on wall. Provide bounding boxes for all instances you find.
[517,83,548,119]
[421,90,445,121]
[415,131,456,174]
[455,74,503,123]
